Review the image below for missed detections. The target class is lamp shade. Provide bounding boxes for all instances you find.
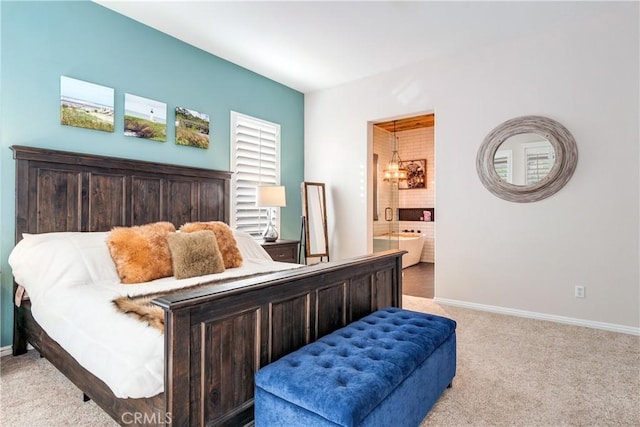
[256,185,286,207]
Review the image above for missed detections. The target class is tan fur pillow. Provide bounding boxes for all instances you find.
[180,222,243,268]
[166,230,225,279]
[107,222,175,284]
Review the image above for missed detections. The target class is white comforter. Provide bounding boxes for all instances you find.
[8,230,302,398]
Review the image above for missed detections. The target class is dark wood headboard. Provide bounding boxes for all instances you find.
[11,145,232,242]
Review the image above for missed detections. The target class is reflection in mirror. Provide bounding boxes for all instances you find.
[302,182,329,260]
[493,133,556,186]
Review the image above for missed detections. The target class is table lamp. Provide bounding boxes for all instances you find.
[256,185,286,242]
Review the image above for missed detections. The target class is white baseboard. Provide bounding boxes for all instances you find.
[1,345,13,357]
[0,344,34,357]
[434,297,640,336]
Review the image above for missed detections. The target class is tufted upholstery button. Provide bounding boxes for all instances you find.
[335,375,349,387]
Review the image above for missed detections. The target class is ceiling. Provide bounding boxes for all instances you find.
[94,1,610,94]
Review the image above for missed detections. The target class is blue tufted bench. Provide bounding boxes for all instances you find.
[254,307,456,427]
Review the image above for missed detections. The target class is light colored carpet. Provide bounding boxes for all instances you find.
[1,296,638,426]
[406,296,640,426]
[0,349,117,426]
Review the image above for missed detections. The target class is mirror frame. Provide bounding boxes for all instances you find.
[302,181,329,259]
[476,115,578,203]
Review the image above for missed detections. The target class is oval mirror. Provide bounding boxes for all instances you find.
[477,116,577,202]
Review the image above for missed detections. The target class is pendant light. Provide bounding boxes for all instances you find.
[383,120,407,183]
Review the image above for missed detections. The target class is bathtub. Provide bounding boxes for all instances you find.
[373,233,425,268]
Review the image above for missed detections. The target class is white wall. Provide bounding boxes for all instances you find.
[305,5,639,329]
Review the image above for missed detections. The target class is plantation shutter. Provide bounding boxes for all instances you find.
[525,146,554,185]
[493,156,509,181]
[230,112,281,237]
[493,150,511,182]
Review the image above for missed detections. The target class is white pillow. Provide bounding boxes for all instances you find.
[232,230,273,261]
[8,232,119,301]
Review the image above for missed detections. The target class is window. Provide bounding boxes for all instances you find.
[230,112,281,237]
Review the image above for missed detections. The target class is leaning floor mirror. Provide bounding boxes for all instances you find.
[301,182,329,262]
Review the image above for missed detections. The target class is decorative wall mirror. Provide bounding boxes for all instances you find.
[476,115,578,202]
[302,182,329,260]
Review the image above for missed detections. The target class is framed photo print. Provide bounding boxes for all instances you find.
[399,159,426,189]
[175,107,210,149]
[124,93,167,142]
[60,76,114,132]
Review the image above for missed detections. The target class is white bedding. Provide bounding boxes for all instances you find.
[8,230,302,398]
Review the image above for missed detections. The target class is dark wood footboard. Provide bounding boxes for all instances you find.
[13,250,402,426]
[154,249,403,426]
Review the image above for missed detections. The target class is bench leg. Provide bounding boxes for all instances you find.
[447,382,453,389]
[83,393,91,402]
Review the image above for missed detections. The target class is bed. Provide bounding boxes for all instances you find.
[9,145,404,426]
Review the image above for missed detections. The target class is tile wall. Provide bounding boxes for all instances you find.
[373,125,435,263]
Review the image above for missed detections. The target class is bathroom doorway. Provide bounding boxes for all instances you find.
[372,114,435,298]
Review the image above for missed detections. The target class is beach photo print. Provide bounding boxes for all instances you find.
[60,76,114,132]
[124,93,167,142]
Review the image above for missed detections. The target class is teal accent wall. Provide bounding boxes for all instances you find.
[0,1,304,348]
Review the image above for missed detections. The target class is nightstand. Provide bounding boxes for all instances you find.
[261,240,299,263]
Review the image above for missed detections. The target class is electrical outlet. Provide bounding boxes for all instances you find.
[575,285,585,298]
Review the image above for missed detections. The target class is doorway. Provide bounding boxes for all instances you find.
[372,113,435,298]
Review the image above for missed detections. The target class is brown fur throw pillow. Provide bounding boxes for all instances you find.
[107,222,175,284]
[166,230,225,279]
[180,222,243,268]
